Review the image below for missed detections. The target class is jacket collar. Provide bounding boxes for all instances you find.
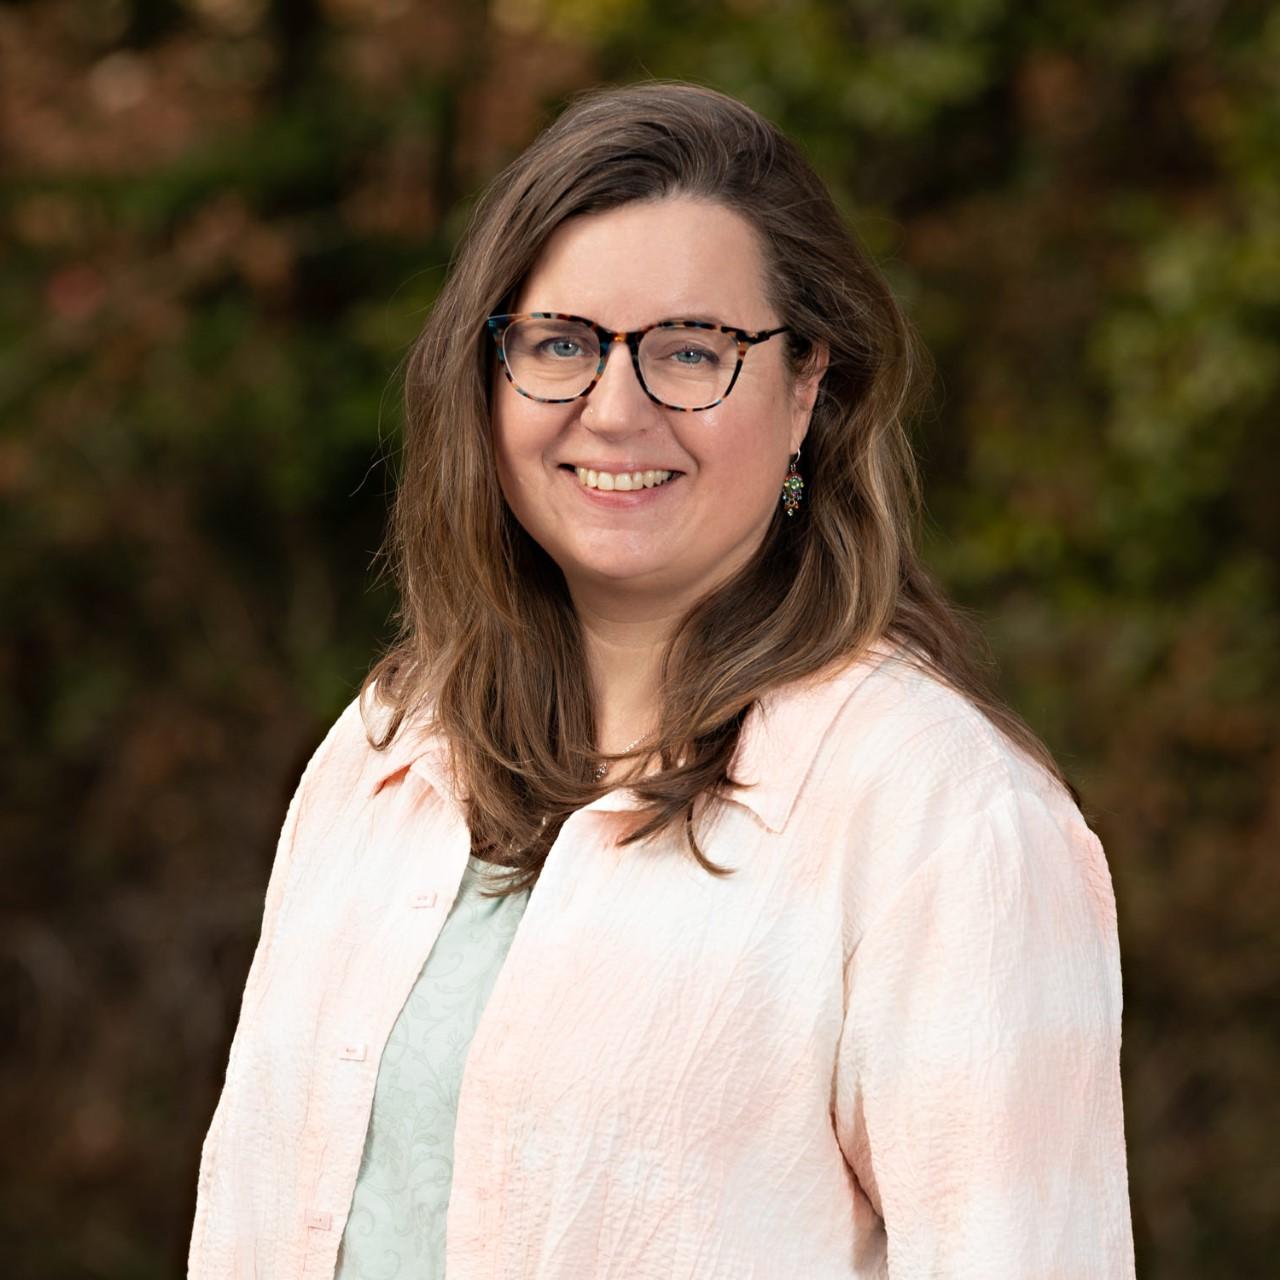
[364,641,900,834]
[719,640,897,831]
[363,694,453,801]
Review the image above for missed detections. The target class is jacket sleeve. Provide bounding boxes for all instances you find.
[832,785,1136,1277]
[188,695,366,1275]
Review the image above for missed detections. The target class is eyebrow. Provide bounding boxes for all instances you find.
[526,310,736,330]
[660,313,730,327]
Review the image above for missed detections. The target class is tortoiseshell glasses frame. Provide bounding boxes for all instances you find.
[485,312,791,412]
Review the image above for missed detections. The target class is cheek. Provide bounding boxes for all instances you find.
[490,410,539,524]
[492,393,551,476]
[689,400,791,496]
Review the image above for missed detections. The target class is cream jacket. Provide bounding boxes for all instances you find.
[189,644,1135,1278]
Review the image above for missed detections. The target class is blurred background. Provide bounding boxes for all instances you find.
[2,0,1277,1275]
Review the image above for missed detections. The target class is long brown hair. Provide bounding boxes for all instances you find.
[363,80,1073,893]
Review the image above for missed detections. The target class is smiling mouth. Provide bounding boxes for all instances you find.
[562,465,680,492]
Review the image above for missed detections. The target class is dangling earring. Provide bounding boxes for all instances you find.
[781,447,804,517]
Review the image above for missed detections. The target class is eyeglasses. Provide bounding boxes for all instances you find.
[485,312,791,412]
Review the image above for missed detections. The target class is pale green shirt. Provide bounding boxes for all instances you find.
[334,853,531,1279]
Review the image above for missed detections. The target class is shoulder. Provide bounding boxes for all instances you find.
[813,644,1068,818]
[288,680,437,822]
[312,690,378,778]
[796,648,1113,944]
[738,641,1070,840]
[797,643,1098,875]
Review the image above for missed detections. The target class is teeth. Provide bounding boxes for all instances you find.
[574,467,674,491]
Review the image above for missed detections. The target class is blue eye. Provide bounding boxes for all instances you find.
[671,345,717,366]
[541,338,585,359]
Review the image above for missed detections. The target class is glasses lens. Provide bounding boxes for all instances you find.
[639,324,739,409]
[502,317,600,400]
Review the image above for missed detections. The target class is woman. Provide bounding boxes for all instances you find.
[189,82,1135,1278]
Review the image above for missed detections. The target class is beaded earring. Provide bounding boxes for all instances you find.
[781,448,804,516]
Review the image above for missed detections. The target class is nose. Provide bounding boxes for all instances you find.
[582,337,658,430]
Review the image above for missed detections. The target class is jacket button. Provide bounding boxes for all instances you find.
[338,1042,367,1061]
[411,890,438,909]
[305,1210,332,1231]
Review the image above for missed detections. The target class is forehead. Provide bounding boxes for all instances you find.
[514,196,775,328]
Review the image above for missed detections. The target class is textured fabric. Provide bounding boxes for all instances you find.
[188,642,1136,1279]
[334,854,531,1279]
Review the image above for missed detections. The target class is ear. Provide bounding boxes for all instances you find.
[789,340,830,453]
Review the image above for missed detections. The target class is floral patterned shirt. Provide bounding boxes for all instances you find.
[334,854,530,1278]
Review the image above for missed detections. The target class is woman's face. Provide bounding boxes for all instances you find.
[491,196,826,614]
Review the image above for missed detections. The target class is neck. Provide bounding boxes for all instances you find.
[572,595,682,754]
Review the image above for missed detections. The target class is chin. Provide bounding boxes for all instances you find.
[577,559,671,587]
[552,546,675,592]
[547,534,665,580]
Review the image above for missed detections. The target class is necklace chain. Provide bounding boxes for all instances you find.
[593,735,646,782]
